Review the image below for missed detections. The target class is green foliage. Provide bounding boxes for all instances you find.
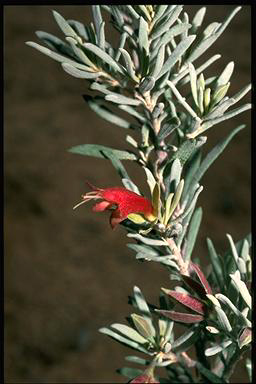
[27,4,251,383]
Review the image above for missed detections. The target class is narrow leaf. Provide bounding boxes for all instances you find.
[52,11,79,40]
[139,16,149,55]
[190,263,212,294]
[99,327,151,355]
[156,310,204,323]
[61,63,100,79]
[131,314,155,340]
[128,233,166,246]
[26,41,94,69]
[229,272,251,309]
[83,42,124,74]
[190,124,245,189]
[171,327,200,353]
[207,238,225,290]
[69,143,136,160]
[205,340,232,357]
[215,306,232,332]
[157,35,196,79]
[196,362,225,383]
[105,93,141,106]
[119,48,137,81]
[184,207,202,262]
[111,323,147,344]
[162,289,205,314]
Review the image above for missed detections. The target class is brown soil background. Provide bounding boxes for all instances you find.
[4,5,251,384]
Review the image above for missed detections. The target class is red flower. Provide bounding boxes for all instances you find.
[74,182,155,229]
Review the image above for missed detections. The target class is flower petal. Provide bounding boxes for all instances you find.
[92,201,112,212]
[110,209,125,229]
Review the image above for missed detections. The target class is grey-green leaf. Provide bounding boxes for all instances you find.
[139,16,149,55]
[207,238,225,290]
[83,42,124,74]
[105,93,141,106]
[184,207,202,262]
[83,96,133,129]
[68,144,136,161]
[61,63,100,79]
[99,327,151,355]
[157,35,196,79]
[190,124,245,190]
[26,41,94,69]
[53,10,80,41]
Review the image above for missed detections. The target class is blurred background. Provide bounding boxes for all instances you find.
[4,5,251,383]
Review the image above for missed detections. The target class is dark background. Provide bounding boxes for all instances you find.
[4,5,251,383]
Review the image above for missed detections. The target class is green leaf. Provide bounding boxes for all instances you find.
[184,207,202,262]
[170,137,206,167]
[133,286,155,336]
[117,367,144,380]
[68,143,136,161]
[92,5,103,44]
[211,83,230,106]
[83,42,124,74]
[196,362,226,383]
[65,36,95,67]
[98,21,105,50]
[52,10,81,41]
[131,314,155,341]
[35,30,73,56]
[215,306,232,332]
[215,294,251,327]
[61,63,100,79]
[139,16,149,55]
[190,124,245,190]
[119,48,137,81]
[111,323,148,344]
[205,340,232,357]
[99,327,151,355]
[168,179,184,220]
[191,7,206,31]
[154,24,191,55]
[216,61,234,87]
[83,95,133,129]
[105,93,141,106]
[186,7,241,64]
[125,355,149,366]
[157,118,180,142]
[157,35,196,79]
[169,158,182,192]
[143,167,156,195]
[189,63,198,107]
[171,327,200,353]
[229,271,251,309]
[67,19,88,40]
[122,178,141,194]
[207,238,225,290]
[152,182,161,219]
[26,41,94,69]
[153,5,169,23]
[102,150,130,180]
[151,5,183,40]
[139,76,156,94]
